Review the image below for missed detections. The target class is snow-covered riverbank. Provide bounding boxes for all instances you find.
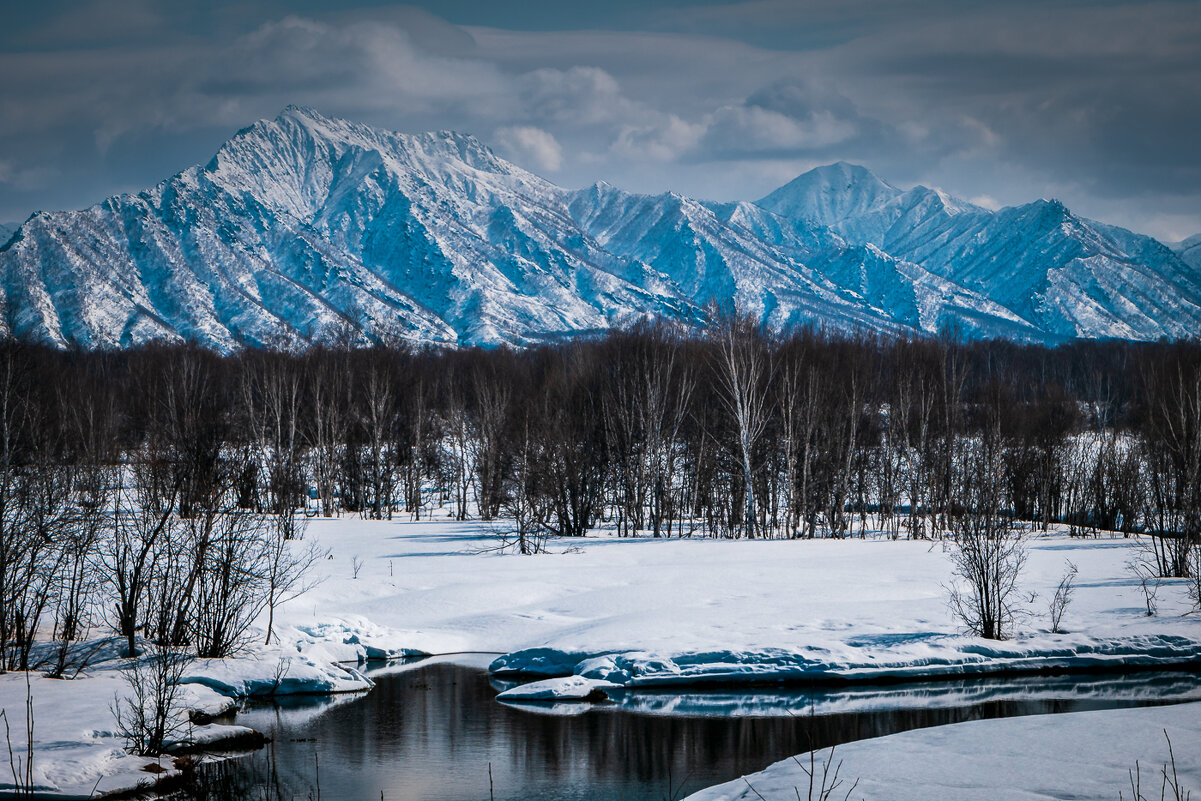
[5,514,1200,796]
[0,640,372,797]
[0,667,239,798]
[682,699,1201,801]
[283,516,1201,686]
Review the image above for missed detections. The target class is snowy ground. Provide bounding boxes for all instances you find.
[280,515,1201,685]
[5,513,1201,797]
[0,636,372,797]
[0,664,241,798]
[682,700,1201,801]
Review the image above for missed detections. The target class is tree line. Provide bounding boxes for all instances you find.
[0,319,1198,662]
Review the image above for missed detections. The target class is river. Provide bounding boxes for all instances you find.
[184,657,1201,800]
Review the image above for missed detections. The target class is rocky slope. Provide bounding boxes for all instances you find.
[1,107,1196,350]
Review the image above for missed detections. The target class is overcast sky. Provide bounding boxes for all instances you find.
[1,0,1199,241]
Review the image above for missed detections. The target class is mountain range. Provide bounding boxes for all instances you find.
[1,106,1198,351]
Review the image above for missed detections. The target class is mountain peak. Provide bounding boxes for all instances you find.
[2,108,1199,352]
[277,104,327,122]
[1025,197,1072,225]
[422,128,502,164]
[202,107,523,221]
[271,104,356,141]
[269,107,496,167]
[809,161,891,186]
[755,161,901,229]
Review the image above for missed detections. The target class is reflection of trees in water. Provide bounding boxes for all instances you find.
[176,749,296,801]
[628,671,1201,719]
[190,664,1184,801]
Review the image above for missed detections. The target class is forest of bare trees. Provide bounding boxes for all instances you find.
[0,318,1198,659]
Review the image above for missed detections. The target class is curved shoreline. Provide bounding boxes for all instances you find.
[487,633,1201,694]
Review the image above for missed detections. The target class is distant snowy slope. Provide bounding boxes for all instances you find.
[0,108,1197,350]
[758,166,1201,341]
[0,223,16,247]
[1175,233,1201,270]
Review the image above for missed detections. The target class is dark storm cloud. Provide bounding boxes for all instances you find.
[0,0,1197,240]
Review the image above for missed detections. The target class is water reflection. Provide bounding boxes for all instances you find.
[189,662,1201,801]
[576,671,1201,718]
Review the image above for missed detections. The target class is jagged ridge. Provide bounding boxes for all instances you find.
[1,106,1197,351]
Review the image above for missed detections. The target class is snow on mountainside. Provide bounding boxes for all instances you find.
[758,169,1201,342]
[0,106,1197,351]
[0,107,688,350]
[1176,233,1201,270]
[0,223,16,247]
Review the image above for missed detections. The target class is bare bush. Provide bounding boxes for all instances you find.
[741,744,860,801]
[1048,560,1078,633]
[946,409,1027,641]
[1121,732,1194,801]
[188,509,276,659]
[100,460,181,658]
[1187,544,1201,611]
[0,671,35,798]
[947,526,1026,640]
[112,645,194,756]
[1129,556,1162,616]
[263,516,323,646]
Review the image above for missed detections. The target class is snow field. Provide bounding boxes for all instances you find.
[682,700,1201,801]
[4,514,1200,797]
[282,517,1201,684]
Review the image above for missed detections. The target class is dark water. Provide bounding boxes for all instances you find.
[188,660,1201,801]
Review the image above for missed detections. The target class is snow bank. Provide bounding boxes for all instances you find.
[683,701,1201,801]
[490,647,592,678]
[289,617,429,663]
[182,649,373,697]
[0,633,378,797]
[494,675,620,702]
[176,722,262,749]
[0,670,250,799]
[491,632,1201,687]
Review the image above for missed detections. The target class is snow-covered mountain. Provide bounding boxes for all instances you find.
[758,165,1201,341]
[1175,234,1201,271]
[0,107,1197,351]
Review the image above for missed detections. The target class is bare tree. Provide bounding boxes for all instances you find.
[711,311,771,539]
[471,360,512,522]
[306,351,351,517]
[1136,348,1201,577]
[99,461,180,658]
[439,383,477,521]
[946,392,1026,640]
[263,516,324,646]
[501,412,551,554]
[241,353,305,535]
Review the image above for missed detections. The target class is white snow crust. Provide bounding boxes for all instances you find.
[683,701,1201,801]
[6,516,1201,797]
[2,107,1199,349]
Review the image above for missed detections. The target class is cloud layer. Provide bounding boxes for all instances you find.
[0,0,1198,241]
